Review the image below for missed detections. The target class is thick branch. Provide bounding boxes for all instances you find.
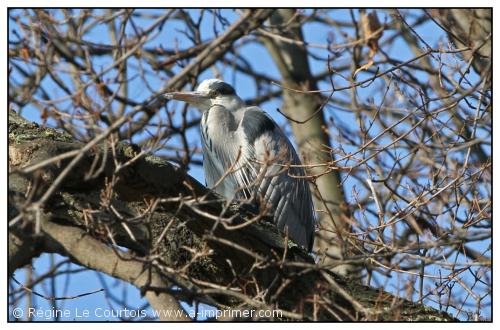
[41,218,190,321]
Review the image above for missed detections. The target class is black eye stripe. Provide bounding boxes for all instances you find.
[211,82,235,95]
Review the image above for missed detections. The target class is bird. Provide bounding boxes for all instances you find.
[165,79,315,251]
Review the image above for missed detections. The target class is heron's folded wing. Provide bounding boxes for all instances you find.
[238,107,316,250]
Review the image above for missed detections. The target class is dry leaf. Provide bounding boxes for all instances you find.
[354,11,384,77]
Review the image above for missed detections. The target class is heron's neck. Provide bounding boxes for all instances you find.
[213,96,245,112]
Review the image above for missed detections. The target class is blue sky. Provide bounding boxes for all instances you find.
[8,8,491,321]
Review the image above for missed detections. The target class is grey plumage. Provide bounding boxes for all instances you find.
[241,109,276,144]
[165,79,315,251]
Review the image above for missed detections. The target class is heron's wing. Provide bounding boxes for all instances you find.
[237,107,316,250]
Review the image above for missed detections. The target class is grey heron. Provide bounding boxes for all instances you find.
[165,79,315,251]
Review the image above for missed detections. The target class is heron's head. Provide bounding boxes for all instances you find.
[165,79,244,111]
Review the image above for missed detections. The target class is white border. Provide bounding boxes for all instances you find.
[2,3,497,329]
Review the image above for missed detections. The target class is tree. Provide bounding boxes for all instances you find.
[8,8,490,321]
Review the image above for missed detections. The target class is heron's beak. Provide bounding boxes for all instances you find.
[164,91,210,107]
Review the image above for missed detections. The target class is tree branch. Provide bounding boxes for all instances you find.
[41,217,191,321]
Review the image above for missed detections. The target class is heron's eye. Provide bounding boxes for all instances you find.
[209,90,219,98]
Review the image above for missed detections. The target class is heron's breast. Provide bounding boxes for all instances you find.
[201,106,239,166]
